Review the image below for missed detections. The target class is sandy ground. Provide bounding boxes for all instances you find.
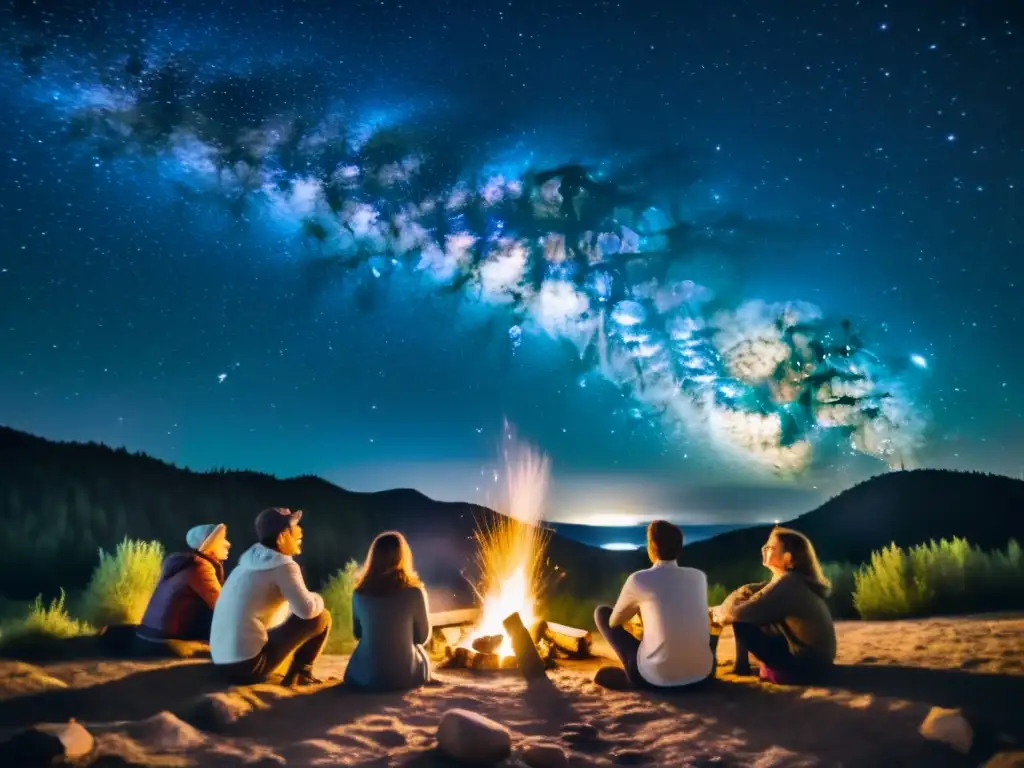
[1,615,1022,767]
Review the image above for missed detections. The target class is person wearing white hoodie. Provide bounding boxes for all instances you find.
[210,507,332,686]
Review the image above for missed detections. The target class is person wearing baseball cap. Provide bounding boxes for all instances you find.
[209,507,332,687]
[137,523,231,646]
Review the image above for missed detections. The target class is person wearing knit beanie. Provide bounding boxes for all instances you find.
[137,523,231,646]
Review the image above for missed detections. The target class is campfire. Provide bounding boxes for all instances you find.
[429,438,593,674]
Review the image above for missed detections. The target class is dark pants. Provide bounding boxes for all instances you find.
[733,622,817,678]
[594,606,717,689]
[136,606,212,644]
[594,605,645,687]
[218,611,332,685]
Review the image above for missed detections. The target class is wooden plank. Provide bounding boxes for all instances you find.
[429,608,481,628]
[542,621,592,657]
[502,611,547,680]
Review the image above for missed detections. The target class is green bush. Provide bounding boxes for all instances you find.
[0,591,93,652]
[80,538,164,627]
[707,582,729,607]
[821,562,857,619]
[321,560,359,654]
[853,538,1024,620]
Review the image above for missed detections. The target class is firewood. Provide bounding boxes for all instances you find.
[472,651,501,671]
[471,634,504,655]
[502,611,547,680]
[543,621,592,657]
[451,645,472,668]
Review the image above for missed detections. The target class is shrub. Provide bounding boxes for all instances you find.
[854,538,1024,620]
[0,591,93,652]
[80,538,164,627]
[321,560,359,654]
[821,561,857,619]
[543,569,634,630]
[707,582,729,607]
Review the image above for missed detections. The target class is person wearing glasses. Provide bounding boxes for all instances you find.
[712,527,836,682]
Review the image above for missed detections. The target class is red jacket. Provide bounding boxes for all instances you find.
[138,551,225,640]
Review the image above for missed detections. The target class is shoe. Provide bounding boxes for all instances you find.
[283,669,325,687]
[593,665,632,690]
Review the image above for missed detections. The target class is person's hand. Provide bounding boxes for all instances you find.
[710,605,723,625]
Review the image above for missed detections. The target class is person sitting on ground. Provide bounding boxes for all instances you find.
[713,526,836,681]
[210,507,332,687]
[343,531,432,691]
[137,523,230,646]
[593,520,714,689]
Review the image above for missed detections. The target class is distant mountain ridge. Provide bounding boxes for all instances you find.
[682,468,1024,584]
[0,426,643,605]
[1,425,1021,606]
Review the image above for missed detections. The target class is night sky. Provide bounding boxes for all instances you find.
[0,1,1021,527]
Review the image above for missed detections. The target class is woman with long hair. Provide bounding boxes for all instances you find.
[713,527,836,682]
[342,531,433,691]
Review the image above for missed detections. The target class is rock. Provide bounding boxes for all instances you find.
[521,741,569,768]
[185,690,255,731]
[919,706,974,755]
[126,711,206,750]
[983,752,1024,767]
[0,718,94,765]
[437,708,512,764]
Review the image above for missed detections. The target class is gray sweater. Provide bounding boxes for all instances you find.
[720,572,837,663]
[343,585,432,691]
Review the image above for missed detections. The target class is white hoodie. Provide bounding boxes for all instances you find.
[210,544,325,665]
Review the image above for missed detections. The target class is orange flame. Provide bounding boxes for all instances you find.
[466,436,551,658]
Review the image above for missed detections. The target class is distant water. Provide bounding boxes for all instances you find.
[546,521,751,550]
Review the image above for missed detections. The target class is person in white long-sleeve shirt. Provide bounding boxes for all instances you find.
[210,507,332,686]
[594,520,714,688]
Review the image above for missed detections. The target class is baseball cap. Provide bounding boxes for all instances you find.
[255,507,303,541]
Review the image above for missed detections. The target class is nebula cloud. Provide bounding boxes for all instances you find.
[15,55,926,475]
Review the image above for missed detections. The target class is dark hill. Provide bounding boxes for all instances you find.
[683,469,1024,584]
[0,426,643,606]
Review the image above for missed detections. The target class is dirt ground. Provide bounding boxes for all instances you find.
[1,615,1022,766]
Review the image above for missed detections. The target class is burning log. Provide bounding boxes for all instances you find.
[471,634,504,655]
[502,611,547,680]
[541,621,592,658]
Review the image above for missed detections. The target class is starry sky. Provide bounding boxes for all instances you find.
[0,0,1021,527]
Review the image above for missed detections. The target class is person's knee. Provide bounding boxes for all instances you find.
[594,605,612,627]
[315,609,332,632]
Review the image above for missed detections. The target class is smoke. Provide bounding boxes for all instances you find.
[11,50,927,476]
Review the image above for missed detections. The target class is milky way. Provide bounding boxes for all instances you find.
[1,45,929,477]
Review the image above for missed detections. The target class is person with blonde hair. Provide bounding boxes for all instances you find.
[343,531,432,691]
[714,526,836,682]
